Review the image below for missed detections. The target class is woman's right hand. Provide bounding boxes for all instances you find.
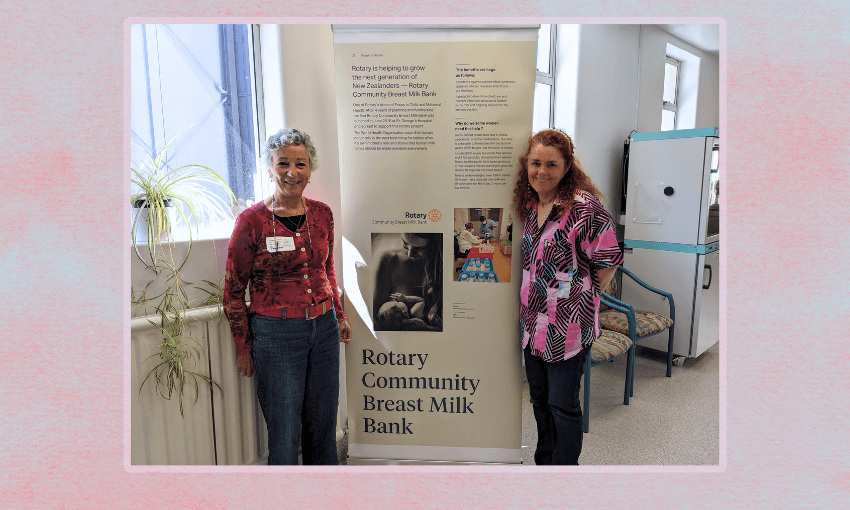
[237,353,255,377]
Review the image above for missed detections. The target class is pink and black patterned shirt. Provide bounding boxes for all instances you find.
[223,198,345,355]
[520,190,623,363]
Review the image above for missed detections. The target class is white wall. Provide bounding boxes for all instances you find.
[130,238,229,318]
[263,24,343,286]
[551,24,720,224]
[636,25,720,133]
[693,44,720,130]
[572,24,641,215]
[553,25,580,138]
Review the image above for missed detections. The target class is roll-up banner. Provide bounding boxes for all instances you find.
[333,25,537,464]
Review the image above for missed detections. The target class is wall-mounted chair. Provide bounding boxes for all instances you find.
[599,266,676,387]
[583,304,635,433]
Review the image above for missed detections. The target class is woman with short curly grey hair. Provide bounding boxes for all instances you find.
[262,128,319,170]
[224,127,350,465]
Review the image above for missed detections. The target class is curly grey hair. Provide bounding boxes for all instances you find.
[262,128,318,170]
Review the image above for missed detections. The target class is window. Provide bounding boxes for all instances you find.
[532,24,556,133]
[130,24,264,240]
[661,56,680,131]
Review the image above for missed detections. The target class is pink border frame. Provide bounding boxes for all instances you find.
[124,16,727,475]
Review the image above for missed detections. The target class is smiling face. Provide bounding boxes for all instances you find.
[527,143,569,201]
[267,144,311,201]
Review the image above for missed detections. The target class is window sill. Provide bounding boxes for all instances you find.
[130,220,236,245]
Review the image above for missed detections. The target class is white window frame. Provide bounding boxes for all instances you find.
[662,55,680,130]
[130,23,266,242]
[250,24,266,186]
[535,24,557,130]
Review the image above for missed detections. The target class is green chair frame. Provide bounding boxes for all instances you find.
[582,300,636,434]
[602,266,676,387]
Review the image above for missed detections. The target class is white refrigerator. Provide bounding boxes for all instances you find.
[621,128,719,360]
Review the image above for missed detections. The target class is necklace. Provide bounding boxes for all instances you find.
[269,195,313,282]
[278,213,305,232]
[537,198,555,229]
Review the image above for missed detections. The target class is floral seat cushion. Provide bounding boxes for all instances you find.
[590,329,632,364]
[598,309,673,338]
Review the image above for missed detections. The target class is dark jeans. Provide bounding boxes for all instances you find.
[524,346,588,465]
[250,310,340,465]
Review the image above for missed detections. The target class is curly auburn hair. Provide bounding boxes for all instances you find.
[512,129,604,223]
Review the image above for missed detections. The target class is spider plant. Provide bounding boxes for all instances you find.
[194,277,226,321]
[138,308,222,417]
[131,127,236,272]
[131,280,165,316]
[131,127,235,415]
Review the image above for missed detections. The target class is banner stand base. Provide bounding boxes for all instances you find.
[347,443,522,464]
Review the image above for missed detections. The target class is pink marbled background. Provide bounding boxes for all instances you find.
[1,0,848,508]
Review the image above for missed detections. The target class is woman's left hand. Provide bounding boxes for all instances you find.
[338,318,352,344]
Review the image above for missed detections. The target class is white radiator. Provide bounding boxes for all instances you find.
[130,306,269,465]
[131,305,346,465]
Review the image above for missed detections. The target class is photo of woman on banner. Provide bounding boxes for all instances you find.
[513,129,622,465]
[372,232,443,332]
[223,128,351,465]
[456,221,481,258]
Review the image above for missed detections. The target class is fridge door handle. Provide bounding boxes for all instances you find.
[703,264,712,289]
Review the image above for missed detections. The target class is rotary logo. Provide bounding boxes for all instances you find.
[428,209,442,222]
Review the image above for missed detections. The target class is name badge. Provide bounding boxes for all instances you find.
[266,236,295,252]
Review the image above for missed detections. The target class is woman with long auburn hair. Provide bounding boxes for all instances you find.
[512,129,605,223]
[513,129,622,465]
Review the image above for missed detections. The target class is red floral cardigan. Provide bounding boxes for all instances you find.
[223,198,345,355]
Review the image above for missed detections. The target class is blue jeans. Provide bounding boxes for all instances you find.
[524,346,588,465]
[250,310,340,465]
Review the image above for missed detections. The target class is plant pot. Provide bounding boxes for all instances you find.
[132,198,177,243]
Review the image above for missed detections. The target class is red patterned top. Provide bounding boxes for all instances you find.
[223,198,345,355]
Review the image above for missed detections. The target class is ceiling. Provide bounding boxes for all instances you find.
[656,24,720,55]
